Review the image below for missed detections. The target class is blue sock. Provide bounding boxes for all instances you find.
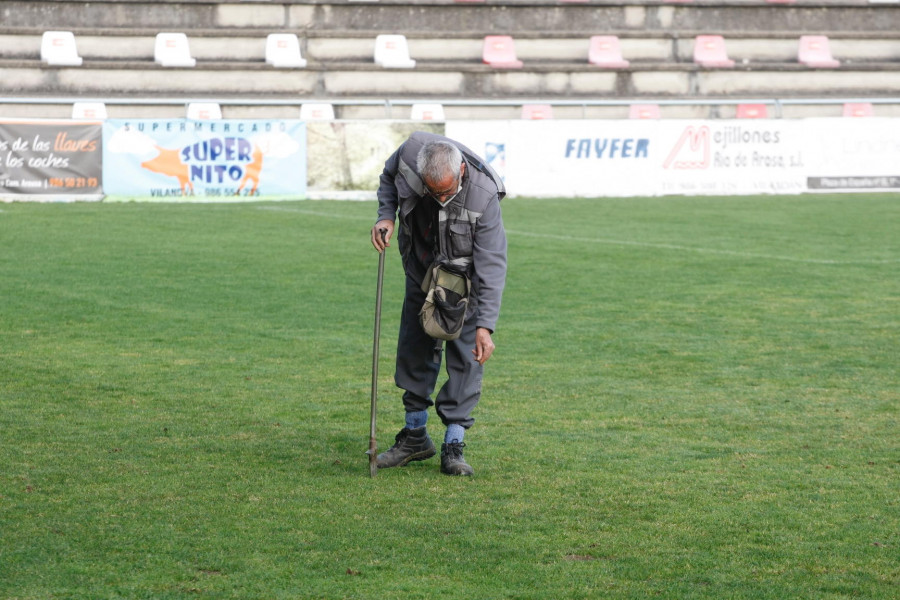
[445,424,465,444]
[405,410,428,430]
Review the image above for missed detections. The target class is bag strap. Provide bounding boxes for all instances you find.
[461,149,506,201]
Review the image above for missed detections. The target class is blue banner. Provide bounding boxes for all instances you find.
[102,119,306,200]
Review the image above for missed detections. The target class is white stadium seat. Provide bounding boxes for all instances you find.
[374,35,416,68]
[300,103,335,120]
[41,31,83,66]
[72,102,108,120]
[187,102,222,120]
[266,34,307,68]
[155,33,197,67]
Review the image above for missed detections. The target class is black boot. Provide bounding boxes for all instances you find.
[376,427,436,469]
[440,442,474,476]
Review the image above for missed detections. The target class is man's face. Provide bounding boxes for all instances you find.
[424,163,465,205]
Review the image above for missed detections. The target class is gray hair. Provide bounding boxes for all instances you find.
[416,141,463,183]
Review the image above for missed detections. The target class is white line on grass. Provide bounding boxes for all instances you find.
[507,229,899,265]
[256,206,897,265]
[256,205,371,221]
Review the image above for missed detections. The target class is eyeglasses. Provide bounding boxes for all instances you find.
[425,173,462,205]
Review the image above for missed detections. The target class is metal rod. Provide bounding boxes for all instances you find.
[368,230,387,478]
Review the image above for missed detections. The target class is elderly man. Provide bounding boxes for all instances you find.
[370,131,507,476]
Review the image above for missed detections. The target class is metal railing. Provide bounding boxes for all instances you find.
[3,96,900,119]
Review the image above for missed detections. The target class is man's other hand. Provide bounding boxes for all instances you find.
[472,327,496,365]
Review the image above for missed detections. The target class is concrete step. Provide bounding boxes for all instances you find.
[3,0,899,35]
[3,59,900,99]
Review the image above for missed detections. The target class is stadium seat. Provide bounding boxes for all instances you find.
[843,102,874,117]
[187,102,222,120]
[588,36,630,68]
[693,35,735,68]
[798,36,840,68]
[71,102,107,119]
[736,103,768,119]
[374,35,416,68]
[266,34,307,68]
[300,103,335,120]
[410,103,445,121]
[483,36,523,68]
[41,31,83,66]
[155,33,197,67]
[521,104,554,120]
[628,104,661,119]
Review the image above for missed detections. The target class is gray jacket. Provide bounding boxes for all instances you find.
[377,131,507,332]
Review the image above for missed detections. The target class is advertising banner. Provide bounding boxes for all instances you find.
[5,116,894,202]
[803,118,900,192]
[656,120,806,195]
[102,119,306,201]
[0,120,102,199]
[510,120,660,197]
[447,119,807,197]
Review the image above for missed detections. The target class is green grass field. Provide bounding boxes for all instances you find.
[1,194,897,599]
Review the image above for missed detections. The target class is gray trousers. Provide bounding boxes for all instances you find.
[395,275,483,429]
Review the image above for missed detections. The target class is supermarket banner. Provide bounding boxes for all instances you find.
[0,120,102,199]
[102,119,306,200]
[446,119,807,197]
